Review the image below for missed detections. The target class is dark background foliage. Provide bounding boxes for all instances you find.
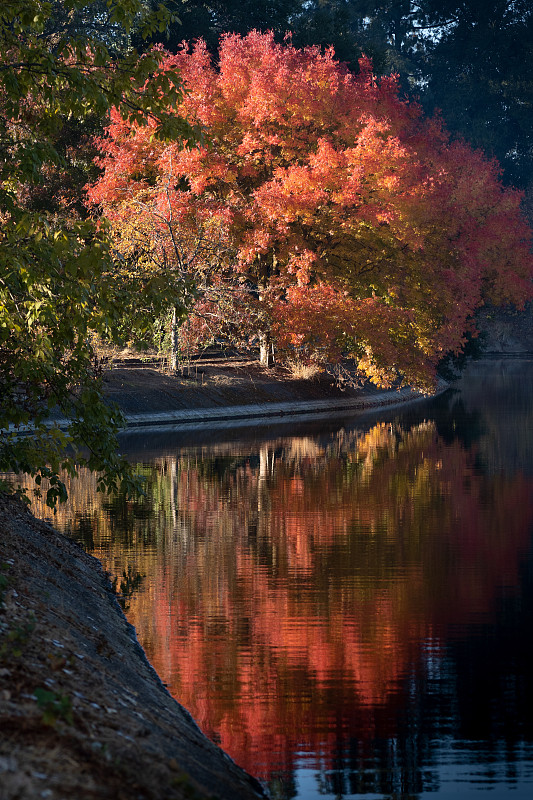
[144,0,532,200]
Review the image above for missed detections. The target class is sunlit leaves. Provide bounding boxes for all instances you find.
[91,30,533,389]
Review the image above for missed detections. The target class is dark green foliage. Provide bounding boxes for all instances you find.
[292,0,421,76]
[0,1,198,507]
[34,687,74,726]
[142,0,303,53]
[421,0,533,190]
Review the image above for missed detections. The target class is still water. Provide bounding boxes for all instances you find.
[37,359,533,798]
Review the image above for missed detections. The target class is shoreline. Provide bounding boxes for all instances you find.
[118,380,450,433]
[0,369,450,799]
[0,494,268,800]
[8,359,452,437]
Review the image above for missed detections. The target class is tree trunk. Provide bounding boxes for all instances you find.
[259,331,274,367]
[170,306,180,371]
[258,443,269,513]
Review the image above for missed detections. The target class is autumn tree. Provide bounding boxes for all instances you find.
[89,31,533,388]
[0,0,198,506]
[143,2,533,199]
[291,2,533,199]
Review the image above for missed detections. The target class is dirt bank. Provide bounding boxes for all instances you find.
[100,298,533,422]
[0,494,267,800]
[100,355,407,418]
[477,302,533,354]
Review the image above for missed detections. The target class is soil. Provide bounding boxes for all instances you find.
[100,353,383,417]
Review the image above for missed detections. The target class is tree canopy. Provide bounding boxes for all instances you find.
[0,0,198,506]
[89,31,533,389]
[147,1,533,198]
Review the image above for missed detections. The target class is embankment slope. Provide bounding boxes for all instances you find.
[0,494,267,800]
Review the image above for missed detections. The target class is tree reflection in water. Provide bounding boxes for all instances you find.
[29,370,533,799]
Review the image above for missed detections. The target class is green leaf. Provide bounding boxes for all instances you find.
[0,0,199,507]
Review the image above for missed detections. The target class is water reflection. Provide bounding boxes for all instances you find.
[30,361,533,798]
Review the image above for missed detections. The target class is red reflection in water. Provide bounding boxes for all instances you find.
[116,423,533,780]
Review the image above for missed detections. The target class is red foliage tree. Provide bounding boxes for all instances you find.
[88,32,533,388]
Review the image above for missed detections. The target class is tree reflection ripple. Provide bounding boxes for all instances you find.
[32,360,533,799]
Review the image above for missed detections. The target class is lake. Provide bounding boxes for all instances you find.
[36,359,533,799]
